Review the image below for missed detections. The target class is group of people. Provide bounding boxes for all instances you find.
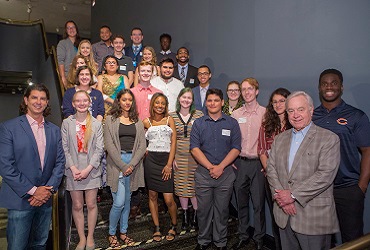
[0,20,368,250]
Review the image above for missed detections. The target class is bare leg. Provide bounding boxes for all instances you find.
[70,190,86,249]
[85,188,98,247]
[163,193,177,225]
[148,190,159,226]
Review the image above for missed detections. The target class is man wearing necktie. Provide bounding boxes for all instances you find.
[124,27,144,68]
[266,91,340,250]
[173,47,199,88]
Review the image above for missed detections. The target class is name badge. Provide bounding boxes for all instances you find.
[189,78,195,84]
[238,117,247,123]
[139,52,143,56]
[148,94,153,100]
[120,65,126,71]
[222,129,231,136]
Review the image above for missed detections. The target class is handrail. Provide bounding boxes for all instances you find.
[331,233,370,250]
[0,18,49,57]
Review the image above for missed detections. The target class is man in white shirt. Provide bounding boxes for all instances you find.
[150,58,184,112]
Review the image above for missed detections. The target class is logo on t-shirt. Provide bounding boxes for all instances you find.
[337,117,348,125]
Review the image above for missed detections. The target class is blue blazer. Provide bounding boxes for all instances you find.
[124,45,144,68]
[0,115,65,210]
[193,86,207,113]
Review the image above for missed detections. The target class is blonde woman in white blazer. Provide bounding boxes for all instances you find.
[61,90,104,250]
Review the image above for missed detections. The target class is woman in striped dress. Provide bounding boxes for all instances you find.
[170,87,203,231]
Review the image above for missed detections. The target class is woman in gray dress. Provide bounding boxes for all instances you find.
[61,90,104,250]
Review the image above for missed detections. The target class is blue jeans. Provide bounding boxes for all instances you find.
[109,152,132,235]
[7,206,52,250]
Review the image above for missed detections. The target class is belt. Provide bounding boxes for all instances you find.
[238,156,259,161]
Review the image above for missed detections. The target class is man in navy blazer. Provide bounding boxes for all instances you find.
[124,27,144,68]
[193,65,212,113]
[0,84,65,250]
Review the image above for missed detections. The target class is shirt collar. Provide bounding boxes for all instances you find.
[138,83,154,91]
[26,114,45,127]
[160,76,174,83]
[160,50,172,55]
[99,41,113,47]
[200,84,209,91]
[242,102,261,114]
[132,44,142,49]
[205,112,227,122]
[318,100,345,114]
[292,121,312,136]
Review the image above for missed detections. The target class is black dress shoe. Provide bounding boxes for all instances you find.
[194,243,209,250]
[256,240,263,250]
[232,238,250,249]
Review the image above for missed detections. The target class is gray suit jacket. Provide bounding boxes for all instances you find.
[61,116,104,179]
[104,115,146,192]
[266,123,340,235]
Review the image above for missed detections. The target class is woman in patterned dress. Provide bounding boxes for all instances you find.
[170,88,203,230]
[97,55,130,119]
[61,90,104,250]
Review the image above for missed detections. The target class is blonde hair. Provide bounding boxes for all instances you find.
[73,90,93,151]
[77,40,98,76]
[142,46,157,65]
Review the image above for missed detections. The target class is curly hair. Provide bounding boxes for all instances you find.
[75,65,94,86]
[262,88,292,137]
[109,89,139,123]
[19,84,51,117]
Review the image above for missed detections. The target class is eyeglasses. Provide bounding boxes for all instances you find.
[105,61,117,65]
[272,99,286,106]
[227,89,240,93]
[198,72,210,76]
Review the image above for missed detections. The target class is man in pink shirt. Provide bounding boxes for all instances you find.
[0,84,65,249]
[131,61,163,121]
[231,78,266,250]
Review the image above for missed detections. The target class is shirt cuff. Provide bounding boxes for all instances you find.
[27,186,37,196]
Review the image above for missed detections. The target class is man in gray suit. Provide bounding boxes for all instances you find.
[266,91,340,250]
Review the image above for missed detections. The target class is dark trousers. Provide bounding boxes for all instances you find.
[234,157,266,241]
[280,218,331,250]
[265,177,281,250]
[334,185,365,243]
[195,167,235,247]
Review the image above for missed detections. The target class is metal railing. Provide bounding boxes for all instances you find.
[332,233,370,250]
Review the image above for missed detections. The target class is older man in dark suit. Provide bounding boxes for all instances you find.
[0,84,65,250]
[267,91,340,250]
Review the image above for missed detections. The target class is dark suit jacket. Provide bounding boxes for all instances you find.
[266,123,340,235]
[124,45,144,68]
[192,86,207,113]
[0,115,65,210]
[173,64,199,88]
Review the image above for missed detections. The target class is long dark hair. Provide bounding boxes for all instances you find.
[19,84,51,117]
[149,93,169,118]
[262,88,292,137]
[109,89,139,122]
[63,20,81,48]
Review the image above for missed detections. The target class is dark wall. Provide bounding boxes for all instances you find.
[0,23,62,125]
[92,0,370,236]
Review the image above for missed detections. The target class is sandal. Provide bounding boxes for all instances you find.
[152,225,162,242]
[120,233,136,246]
[166,224,177,241]
[108,235,121,249]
